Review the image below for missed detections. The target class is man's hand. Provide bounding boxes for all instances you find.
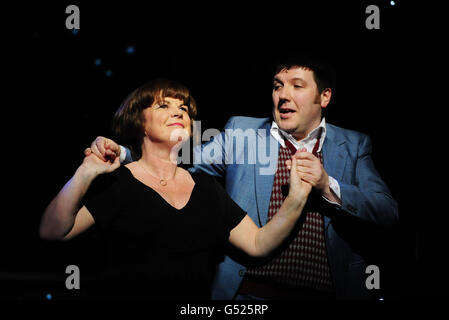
[80,152,120,178]
[87,136,121,162]
[286,149,340,203]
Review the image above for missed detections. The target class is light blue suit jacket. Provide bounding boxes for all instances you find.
[190,116,398,299]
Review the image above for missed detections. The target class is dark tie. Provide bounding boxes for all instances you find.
[281,137,321,197]
[284,136,321,156]
[284,138,297,155]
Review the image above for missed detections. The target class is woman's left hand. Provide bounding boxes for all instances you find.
[287,156,313,206]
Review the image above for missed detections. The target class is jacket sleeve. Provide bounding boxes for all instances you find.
[121,145,134,164]
[338,135,398,228]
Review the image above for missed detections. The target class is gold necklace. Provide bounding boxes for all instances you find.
[138,161,177,186]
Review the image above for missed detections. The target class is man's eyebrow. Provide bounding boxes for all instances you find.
[273,77,307,84]
[291,77,307,83]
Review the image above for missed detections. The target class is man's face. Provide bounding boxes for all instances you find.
[272,67,331,140]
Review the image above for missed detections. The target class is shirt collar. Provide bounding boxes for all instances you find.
[270,118,327,152]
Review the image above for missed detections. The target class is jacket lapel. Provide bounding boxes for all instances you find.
[252,123,347,227]
[322,144,347,182]
[254,123,278,226]
[322,124,348,229]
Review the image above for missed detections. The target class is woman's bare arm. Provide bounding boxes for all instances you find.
[229,158,311,257]
[39,154,119,240]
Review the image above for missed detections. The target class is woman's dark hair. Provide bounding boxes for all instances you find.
[112,78,197,159]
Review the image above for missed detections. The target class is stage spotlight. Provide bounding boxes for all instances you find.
[390,1,395,5]
[46,293,52,300]
[105,70,113,77]
[94,59,102,66]
[126,46,135,54]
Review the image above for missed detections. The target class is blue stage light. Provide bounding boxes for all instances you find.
[390,1,395,5]
[126,46,135,54]
[46,293,52,300]
[105,70,113,77]
[94,59,102,66]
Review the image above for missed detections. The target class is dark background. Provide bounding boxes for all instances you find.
[1,0,442,302]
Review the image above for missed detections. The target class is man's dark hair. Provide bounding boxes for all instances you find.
[271,50,336,94]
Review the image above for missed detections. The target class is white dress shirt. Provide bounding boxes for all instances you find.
[270,118,341,205]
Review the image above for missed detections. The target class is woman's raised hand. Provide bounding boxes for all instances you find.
[287,156,312,206]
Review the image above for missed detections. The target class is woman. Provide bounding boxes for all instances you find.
[39,78,311,299]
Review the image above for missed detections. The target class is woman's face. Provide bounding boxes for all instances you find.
[142,96,192,145]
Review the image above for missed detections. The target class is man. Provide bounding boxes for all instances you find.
[88,53,398,299]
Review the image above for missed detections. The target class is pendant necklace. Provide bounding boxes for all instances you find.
[138,161,177,186]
